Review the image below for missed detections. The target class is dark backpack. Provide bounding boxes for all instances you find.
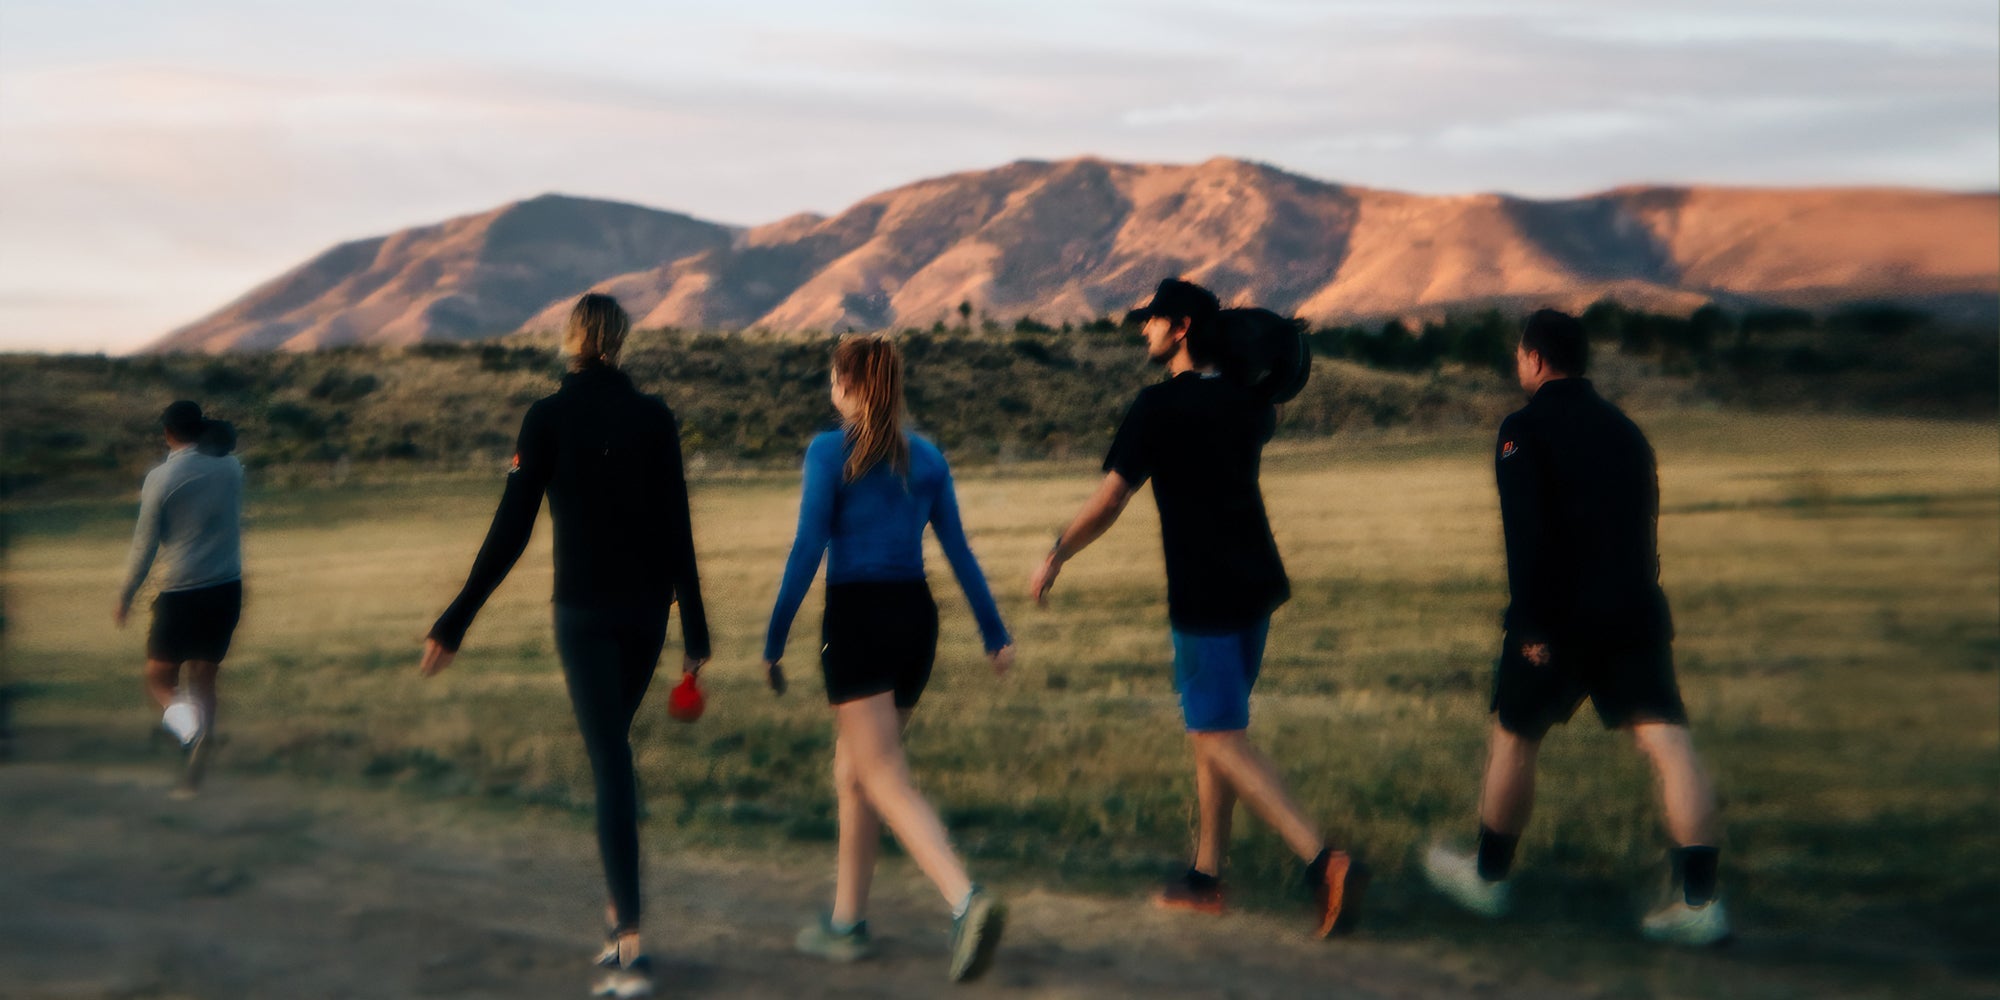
[1215,308,1312,404]
[196,419,238,457]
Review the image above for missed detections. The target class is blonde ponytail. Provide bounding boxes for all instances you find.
[830,334,909,483]
[564,293,631,372]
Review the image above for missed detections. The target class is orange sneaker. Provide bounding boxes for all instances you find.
[1311,850,1370,938]
[1153,868,1226,915]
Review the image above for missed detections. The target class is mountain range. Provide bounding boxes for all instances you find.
[151,157,1999,353]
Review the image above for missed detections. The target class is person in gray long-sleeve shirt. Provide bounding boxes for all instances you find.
[116,400,244,788]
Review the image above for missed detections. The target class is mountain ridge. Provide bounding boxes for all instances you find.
[150,159,1999,352]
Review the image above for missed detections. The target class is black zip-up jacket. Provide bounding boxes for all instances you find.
[430,365,710,657]
[1495,378,1673,648]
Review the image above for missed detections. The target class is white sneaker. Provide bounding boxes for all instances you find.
[1420,842,1511,918]
[1641,897,1731,947]
[591,949,652,998]
[161,699,204,749]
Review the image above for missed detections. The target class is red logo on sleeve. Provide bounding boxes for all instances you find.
[509,453,521,473]
[1500,440,1518,459]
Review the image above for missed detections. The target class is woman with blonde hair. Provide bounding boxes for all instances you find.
[763,334,1013,983]
[419,293,708,999]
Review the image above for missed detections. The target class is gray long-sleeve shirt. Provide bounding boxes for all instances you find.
[119,446,244,608]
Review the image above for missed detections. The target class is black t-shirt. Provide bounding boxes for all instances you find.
[1103,371,1290,632]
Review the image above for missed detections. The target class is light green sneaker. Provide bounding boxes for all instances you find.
[795,914,875,963]
[946,886,1005,983]
[1641,897,1731,947]
[1419,841,1511,918]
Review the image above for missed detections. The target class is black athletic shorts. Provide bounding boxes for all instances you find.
[1490,633,1687,739]
[147,580,243,663]
[820,580,938,708]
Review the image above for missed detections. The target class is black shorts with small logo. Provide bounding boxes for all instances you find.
[820,580,939,709]
[1490,633,1687,739]
[147,580,243,663]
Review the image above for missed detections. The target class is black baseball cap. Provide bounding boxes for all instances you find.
[1124,278,1221,328]
[162,400,205,439]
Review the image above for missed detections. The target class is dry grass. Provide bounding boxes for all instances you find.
[7,410,1997,997]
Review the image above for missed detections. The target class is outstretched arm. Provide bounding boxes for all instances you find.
[116,474,166,624]
[1496,416,1553,657]
[1029,471,1137,607]
[929,468,1011,656]
[423,404,554,670]
[661,414,711,665]
[762,438,839,669]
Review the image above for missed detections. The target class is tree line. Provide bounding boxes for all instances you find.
[2,301,1989,498]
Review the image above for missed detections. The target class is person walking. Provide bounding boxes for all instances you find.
[419,294,711,998]
[116,400,244,798]
[1419,308,1729,947]
[763,334,1013,984]
[1029,278,1367,937]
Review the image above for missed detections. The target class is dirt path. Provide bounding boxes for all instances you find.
[0,760,1579,1000]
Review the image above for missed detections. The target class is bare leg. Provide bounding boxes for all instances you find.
[1191,738,1236,875]
[1479,721,1541,836]
[831,708,916,923]
[1630,722,1718,845]
[1188,731,1322,861]
[599,910,642,966]
[144,658,179,711]
[835,694,973,910]
[184,660,219,733]
[830,724,882,924]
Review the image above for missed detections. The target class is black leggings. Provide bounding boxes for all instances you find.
[554,603,669,929]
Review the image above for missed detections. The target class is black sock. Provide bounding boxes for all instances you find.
[1671,846,1720,906]
[1184,867,1220,890]
[1476,825,1520,882]
[1304,847,1332,884]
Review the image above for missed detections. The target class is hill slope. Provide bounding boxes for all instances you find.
[153,161,1998,352]
[152,195,737,352]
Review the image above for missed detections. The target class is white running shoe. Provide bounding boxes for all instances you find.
[590,955,652,999]
[161,699,204,749]
[591,935,653,999]
[1641,897,1731,947]
[1419,842,1512,918]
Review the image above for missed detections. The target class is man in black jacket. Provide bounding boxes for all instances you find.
[1421,309,1728,947]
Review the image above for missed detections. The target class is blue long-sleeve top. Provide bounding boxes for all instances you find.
[764,429,1011,663]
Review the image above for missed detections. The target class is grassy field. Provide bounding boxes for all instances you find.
[7,411,1997,998]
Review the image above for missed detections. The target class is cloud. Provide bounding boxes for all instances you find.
[0,1,1992,351]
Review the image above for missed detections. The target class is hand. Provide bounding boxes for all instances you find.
[1521,642,1550,667]
[114,603,129,628]
[420,637,458,677]
[1029,554,1062,607]
[764,659,788,696]
[987,644,1015,677]
[682,653,709,677]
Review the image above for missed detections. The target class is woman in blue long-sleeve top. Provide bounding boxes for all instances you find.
[763,334,1012,984]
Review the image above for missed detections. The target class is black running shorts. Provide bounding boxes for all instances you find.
[820,580,938,709]
[147,580,243,663]
[1490,633,1687,739]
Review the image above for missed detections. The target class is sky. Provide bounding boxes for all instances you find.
[0,0,1994,353]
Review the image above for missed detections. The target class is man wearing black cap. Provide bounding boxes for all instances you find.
[1420,309,1729,947]
[116,400,245,797]
[1029,278,1367,938]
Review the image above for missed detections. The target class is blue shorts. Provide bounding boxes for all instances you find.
[1171,619,1270,732]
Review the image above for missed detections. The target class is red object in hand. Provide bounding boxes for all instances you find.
[667,674,705,722]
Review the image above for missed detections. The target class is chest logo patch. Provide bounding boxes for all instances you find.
[1500,440,1518,460]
